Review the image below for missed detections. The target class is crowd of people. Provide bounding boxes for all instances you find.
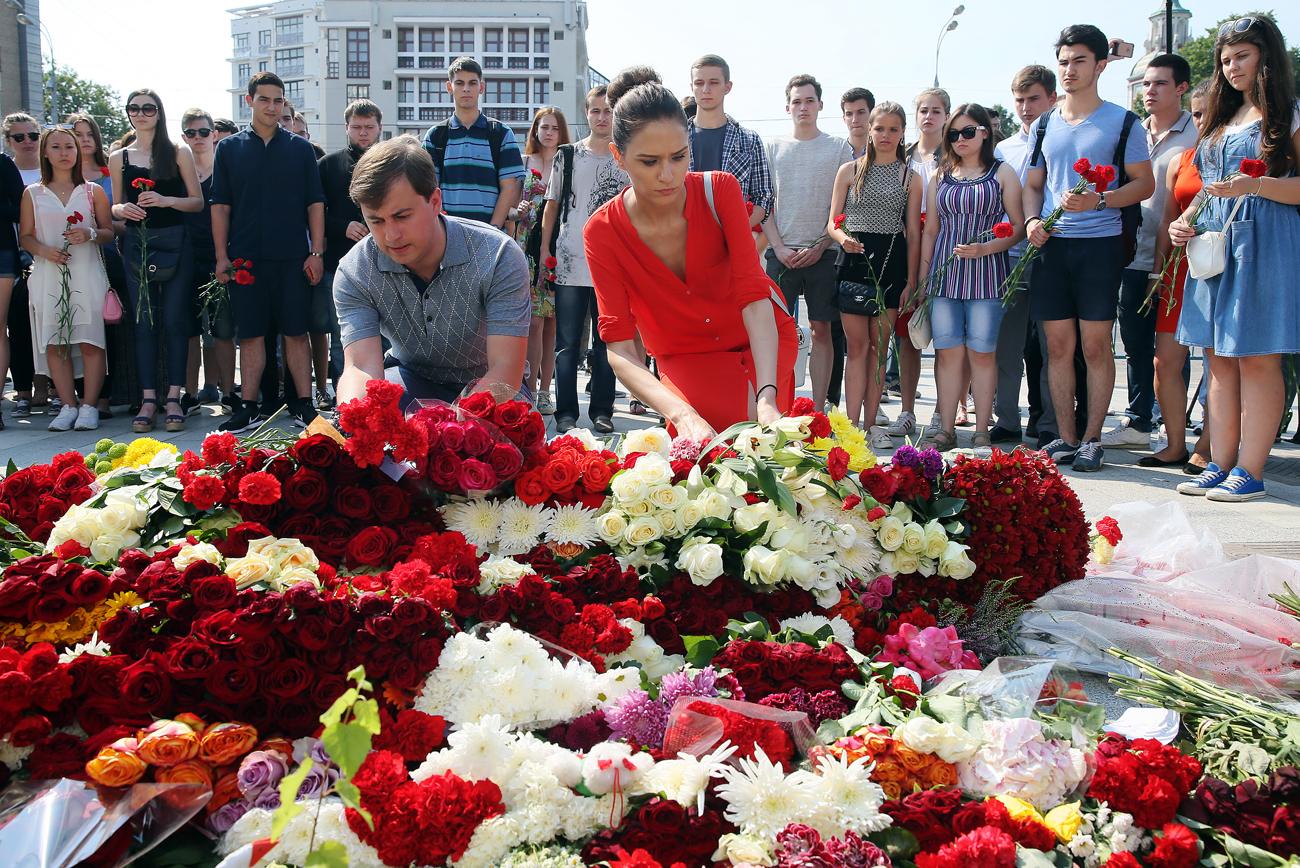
[2,16,1298,503]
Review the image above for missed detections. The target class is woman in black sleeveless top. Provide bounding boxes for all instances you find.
[110,88,202,432]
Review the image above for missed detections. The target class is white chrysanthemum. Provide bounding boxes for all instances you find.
[441,715,515,780]
[217,807,274,855]
[500,844,586,868]
[717,747,821,844]
[807,752,890,836]
[444,498,504,549]
[633,742,738,814]
[778,613,855,648]
[58,631,111,664]
[498,501,555,555]
[837,512,882,575]
[456,815,524,868]
[545,503,601,547]
[0,737,34,770]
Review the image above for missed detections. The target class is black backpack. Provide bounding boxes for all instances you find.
[424,115,512,184]
[1030,107,1144,262]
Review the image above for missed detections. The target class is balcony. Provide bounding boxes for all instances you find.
[484,56,502,69]
[257,43,272,55]
[277,30,304,46]
[419,56,443,69]
[534,57,549,69]
[347,61,370,78]
[398,56,414,68]
[276,62,305,77]
[486,107,530,123]
[508,57,529,69]
[233,45,252,58]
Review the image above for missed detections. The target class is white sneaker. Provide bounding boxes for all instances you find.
[929,411,942,430]
[1100,417,1150,449]
[886,410,916,436]
[1154,424,1168,452]
[868,426,894,451]
[879,389,891,404]
[48,404,78,432]
[73,404,99,431]
[876,407,889,426]
[825,400,838,415]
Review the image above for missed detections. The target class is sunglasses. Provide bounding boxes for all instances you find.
[7,132,40,142]
[126,104,159,117]
[946,125,986,142]
[1219,17,1258,37]
[44,124,76,131]
[183,128,214,138]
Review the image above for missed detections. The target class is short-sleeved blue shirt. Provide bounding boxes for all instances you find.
[1029,101,1151,238]
[210,124,325,260]
[422,112,524,224]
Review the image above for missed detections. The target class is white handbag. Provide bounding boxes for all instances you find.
[1186,184,1247,281]
[906,308,932,351]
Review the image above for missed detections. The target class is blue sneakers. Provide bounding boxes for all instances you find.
[1071,439,1105,472]
[1206,467,1267,502]
[1040,438,1080,464]
[1176,462,1228,496]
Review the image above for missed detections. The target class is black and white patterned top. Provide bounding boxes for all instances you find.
[333,216,531,387]
[844,161,910,234]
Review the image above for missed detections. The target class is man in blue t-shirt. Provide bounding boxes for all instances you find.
[421,58,525,228]
[1022,24,1154,472]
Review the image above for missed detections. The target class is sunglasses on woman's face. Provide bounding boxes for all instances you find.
[126,104,159,117]
[183,127,214,138]
[946,125,986,142]
[7,132,40,142]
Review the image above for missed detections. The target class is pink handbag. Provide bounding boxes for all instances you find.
[84,182,123,323]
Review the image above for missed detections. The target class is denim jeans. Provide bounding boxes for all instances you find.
[1117,267,1157,433]
[555,284,614,421]
[125,224,194,391]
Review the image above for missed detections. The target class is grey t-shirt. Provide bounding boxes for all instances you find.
[545,140,628,287]
[690,125,727,173]
[1130,111,1198,271]
[765,132,854,249]
[334,216,530,387]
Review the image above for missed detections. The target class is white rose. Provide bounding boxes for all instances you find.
[732,501,778,538]
[90,531,130,563]
[621,427,672,458]
[656,508,681,536]
[893,548,921,575]
[676,537,724,586]
[712,833,775,867]
[923,519,949,559]
[275,566,321,591]
[97,502,134,535]
[611,471,649,504]
[939,541,977,580]
[598,511,628,545]
[104,490,147,528]
[226,552,277,589]
[696,490,733,521]
[771,416,812,441]
[896,716,980,764]
[901,522,926,554]
[786,554,815,587]
[635,453,674,487]
[648,484,687,511]
[768,520,808,553]
[173,542,222,570]
[624,498,655,516]
[888,501,914,524]
[676,500,705,532]
[877,516,906,551]
[743,546,788,586]
[624,516,663,546]
[478,555,536,592]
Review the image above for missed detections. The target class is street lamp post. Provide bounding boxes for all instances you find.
[934,5,965,87]
[13,8,56,123]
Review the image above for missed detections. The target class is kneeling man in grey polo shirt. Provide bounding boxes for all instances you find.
[333,135,530,406]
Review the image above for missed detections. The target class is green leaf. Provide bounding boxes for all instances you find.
[701,421,756,461]
[751,460,797,517]
[927,496,966,519]
[320,721,375,780]
[5,458,17,476]
[1015,846,1062,868]
[333,778,371,829]
[1221,832,1287,867]
[352,697,382,735]
[869,827,919,860]
[816,717,846,743]
[694,516,731,531]
[156,486,197,517]
[345,664,372,692]
[770,448,806,468]
[269,757,313,842]
[683,635,721,669]
[304,840,350,868]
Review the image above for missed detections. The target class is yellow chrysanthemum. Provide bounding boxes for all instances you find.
[810,408,878,472]
[112,437,178,470]
[102,591,144,614]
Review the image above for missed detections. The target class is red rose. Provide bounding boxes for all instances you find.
[514,470,550,505]
[238,471,281,505]
[492,400,531,431]
[206,659,259,704]
[860,467,899,503]
[458,391,497,418]
[10,714,52,747]
[348,526,398,567]
[53,465,95,498]
[192,574,237,610]
[457,458,499,492]
[541,453,581,492]
[119,653,172,712]
[294,434,341,468]
[264,659,313,698]
[333,485,373,519]
[372,485,412,522]
[826,447,849,481]
[282,468,329,511]
[487,442,524,479]
[544,256,557,270]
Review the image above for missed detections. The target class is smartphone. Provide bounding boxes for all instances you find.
[1109,39,1135,59]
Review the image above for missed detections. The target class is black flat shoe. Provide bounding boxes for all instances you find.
[1183,459,1209,475]
[592,415,614,434]
[987,425,1021,443]
[1138,450,1190,467]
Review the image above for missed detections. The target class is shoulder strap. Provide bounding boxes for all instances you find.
[1113,110,1139,184]
[703,171,791,317]
[557,143,576,225]
[427,121,451,177]
[484,117,508,169]
[1030,108,1054,169]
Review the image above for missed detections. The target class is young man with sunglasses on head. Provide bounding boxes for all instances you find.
[1022,25,1154,472]
[212,71,327,433]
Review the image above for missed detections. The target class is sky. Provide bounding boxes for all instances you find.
[33,0,1299,141]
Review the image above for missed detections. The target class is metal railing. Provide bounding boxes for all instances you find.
[277,30,303,46]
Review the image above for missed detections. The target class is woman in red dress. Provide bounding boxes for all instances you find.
[584,66,798,441]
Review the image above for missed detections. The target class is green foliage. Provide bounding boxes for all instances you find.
[305,841,350,868]
[43,65,129,142]
[269,757,314,842]
[989,103,1019,139]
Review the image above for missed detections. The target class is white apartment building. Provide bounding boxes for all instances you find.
[226,0,607,153]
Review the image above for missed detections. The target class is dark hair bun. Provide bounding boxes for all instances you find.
[607,66,663,108]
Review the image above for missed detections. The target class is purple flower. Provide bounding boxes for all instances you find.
[207,800,249,833]
[918,447,944,479]
[296,762,340,800]
[658,666,720,709]
[237,750,288,797]
[603,689,668,748]
[892,444,921,468]
[251,788,282,810]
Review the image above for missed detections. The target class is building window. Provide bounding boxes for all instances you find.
[382,80,392,90]
[554,30,564,41]
[237,63,251,86]
[398,78,414,103]
[484,28,502,52]
[398,28,414,52]
[275,16,303,46]
[398,107,414,121]
[275,48,304,77]
[346,29,370,78]
[258,30,271,51]
[449,28,473,53]
[284,79,303,102]
[534,80,549,105]
[398,57,414,69]
[484,57,503,69]
[346,84,370,102]
[509,28,529,52]
[508,57,529,69]
[419,79,447,104]
[382,29,391,39]
[259,61,268,72]
[534,29,549,53]
[239,103,252,120]
[553,81,563,91]
[235,32,249,52]
[420,28,444,52]
[485,78,529,104]
[382,130,393,140]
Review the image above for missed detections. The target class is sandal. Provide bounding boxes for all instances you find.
[955,403,970,426]
[164,399,186,433]
[629,399,648,416]
[133,400,159,433]
[921,428,957,452]
[972,431,993,452]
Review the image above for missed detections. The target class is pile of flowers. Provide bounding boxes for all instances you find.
[825,725,958,800]
[0,451,95,549]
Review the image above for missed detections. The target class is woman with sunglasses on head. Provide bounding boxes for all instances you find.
[1171,15,1300,503]
[826,102,923,445]
[914,104,1025,453]
[110,88,203,433]
[512,106,569,415]
[17,128,115,431]
[3,112,56,420]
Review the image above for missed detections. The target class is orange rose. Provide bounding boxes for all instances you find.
[256,737,296,760]
[895,745,934,774]
[880,780,903,801]
[199,722,258,765]
[925,760,958,787]
[550,541,585,559]
[872,759,908,783]
[174,712,207,732]
[155,758,214,788]
[863,734,893,757]
[136,722,201,767]
[86,746,147,787]
[207,772,243,813]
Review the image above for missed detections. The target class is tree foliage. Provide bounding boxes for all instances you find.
[42,65,129,143]
[989,103,1019,139]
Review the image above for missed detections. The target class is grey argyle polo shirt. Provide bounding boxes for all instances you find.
[334,215,530,387]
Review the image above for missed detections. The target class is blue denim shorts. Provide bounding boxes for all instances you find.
[931,296,1006,354]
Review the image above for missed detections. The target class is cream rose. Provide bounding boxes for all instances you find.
[923,519,949,559]
[648,484,687,511]
[226,552,277,589]
[732,501,778,537]
[877,515,906,551]
[611,471,649,504]
[696,490,733,521]
[477,555,536,592]
[621,427,672,458]
[676,500,705,532]
[90,531,131,563]
[598,511,628,545]
[768,520,808,553]
[624,516,663,546]
[939,541,976,580]
[893,548,922,576]
[743,545,788,586]
[624,498,655,517]
[97,502,135,535]
[901,522,926,554]
[712,834,775,867]
[104,490,147,528]
[275,566,321,591]
[896,716,979,763]
[174,542,223,570]
[656,508,682,536]
[635,453,674,487]
[888,500,914,524]
[676,537,724,586]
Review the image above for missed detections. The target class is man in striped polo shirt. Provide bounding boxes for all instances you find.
[421,57,525,228]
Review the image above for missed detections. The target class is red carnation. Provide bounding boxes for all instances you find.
[234,269,254,285]
[99,166,110,178]
[833,213,846,230]
[544,256,557,270]
[232,259,246,268]
[238,471,282,506]
[841,494,862,510]
[132,178,155,190]
[826,447,849,481]
[1150,823,1199,868]
[183,476,227,511]
[993,221,1014,238]
[1240,158,1267,179]
[69,211,84,225]
[1095,515,1122,546]
[1073,158,1093,176]
[1104,854,1142,868]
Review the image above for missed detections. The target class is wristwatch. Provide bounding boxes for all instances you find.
[308,252,323,259]
[1093,191,1107,212]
